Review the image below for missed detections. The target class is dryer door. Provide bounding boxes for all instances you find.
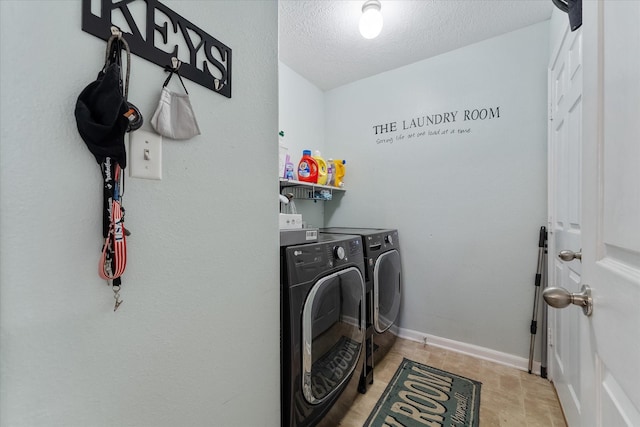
[373,249,402,333]
[301,266,365,405]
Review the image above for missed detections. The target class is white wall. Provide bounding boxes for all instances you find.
[278,62,326,228]
[0,2,279,426]
[323,22,550,360]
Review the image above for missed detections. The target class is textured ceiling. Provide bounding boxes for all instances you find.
[279,0,554,91]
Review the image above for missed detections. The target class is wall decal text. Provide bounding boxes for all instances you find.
[373,106,501,144]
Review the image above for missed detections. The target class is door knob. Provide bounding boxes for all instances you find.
[543,285,593,316]
[558,249,582,262]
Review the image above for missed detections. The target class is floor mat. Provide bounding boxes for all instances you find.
[364,358,481,427]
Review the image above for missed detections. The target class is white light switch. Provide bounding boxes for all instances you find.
[129,130,162,180]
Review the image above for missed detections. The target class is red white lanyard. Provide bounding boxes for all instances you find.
[99,161,127,310]
[98,199,127,280]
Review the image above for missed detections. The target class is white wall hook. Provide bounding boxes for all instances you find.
[110,26,122,39]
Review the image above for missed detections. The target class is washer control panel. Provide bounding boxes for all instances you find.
[286,235,364,283]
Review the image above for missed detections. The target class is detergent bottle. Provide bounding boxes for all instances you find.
[333,159,346,187]
[278,131,288,178]
[313,150,328,185]
[297,150,318,183]
[326,159,335,187]
[283,154,295,180]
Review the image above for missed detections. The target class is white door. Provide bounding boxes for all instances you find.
[580,1,640,425]
[547,22,584,427]
[548,2,640,426]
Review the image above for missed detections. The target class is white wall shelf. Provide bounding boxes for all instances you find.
[279,178,345,201]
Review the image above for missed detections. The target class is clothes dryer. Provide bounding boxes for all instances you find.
[281,233,366,427]
[320,228,402,367]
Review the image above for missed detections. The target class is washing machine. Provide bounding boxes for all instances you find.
[320,228,402,368]
[281,233,366,427]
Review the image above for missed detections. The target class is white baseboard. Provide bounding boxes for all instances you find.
[395,326,542,375]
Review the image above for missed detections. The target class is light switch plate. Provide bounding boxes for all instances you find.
[129,130,162,180]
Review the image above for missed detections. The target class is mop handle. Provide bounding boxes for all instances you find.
[535,226,547,288]
[539,226,546,248]
[528,226,547,374]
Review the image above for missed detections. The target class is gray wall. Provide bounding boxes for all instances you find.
[322,22,549,359]
[0,1,279,426]
[278,62,327,228]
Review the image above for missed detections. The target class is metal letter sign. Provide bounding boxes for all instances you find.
[82,0,232,98]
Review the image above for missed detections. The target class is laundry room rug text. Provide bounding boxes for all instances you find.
[364,358,481,427]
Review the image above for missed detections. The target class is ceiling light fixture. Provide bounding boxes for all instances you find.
[359,0,383,39]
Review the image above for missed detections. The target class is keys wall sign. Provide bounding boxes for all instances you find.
[82,0,232,98]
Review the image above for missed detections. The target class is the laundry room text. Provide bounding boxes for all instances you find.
[373,105,502,145]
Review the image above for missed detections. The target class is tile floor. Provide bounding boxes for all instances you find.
[338,337,567,427]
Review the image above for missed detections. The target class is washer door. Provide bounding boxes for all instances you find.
[373,249,402,333]
[301,266,365,405]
